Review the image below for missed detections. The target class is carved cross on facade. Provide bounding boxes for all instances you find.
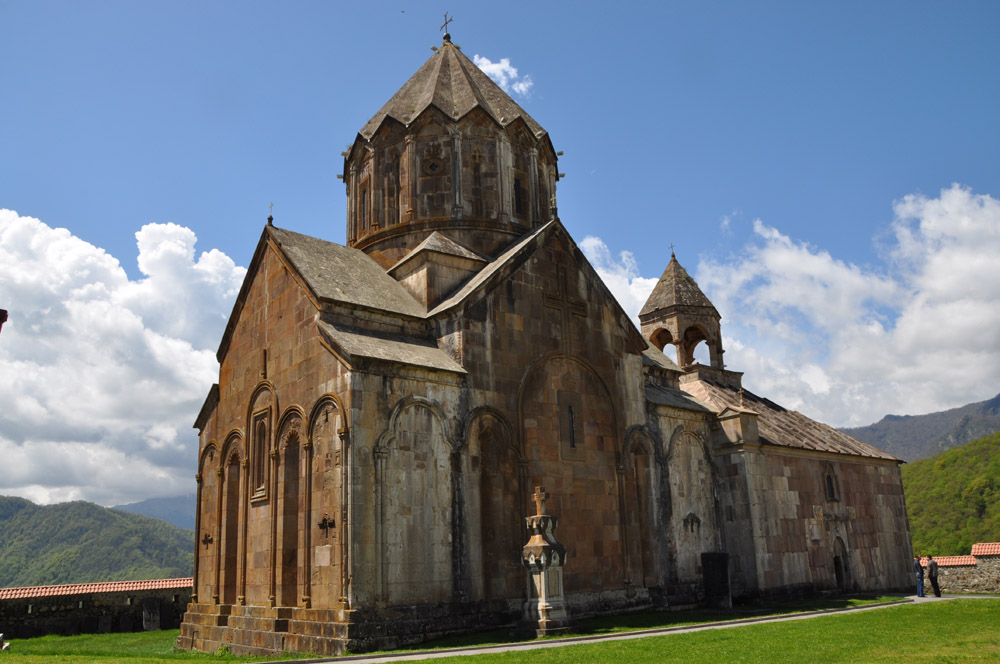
[318,514,335,538]
[543,266,587,348]
[532,486,550,516]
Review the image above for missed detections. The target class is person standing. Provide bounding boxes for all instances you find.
[927,555,941,597]
[913,555,925,597]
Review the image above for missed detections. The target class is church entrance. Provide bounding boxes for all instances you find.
[834,536,851,592]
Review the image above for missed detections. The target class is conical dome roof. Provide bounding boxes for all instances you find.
[359,36,545,138]
[639,254,719,318]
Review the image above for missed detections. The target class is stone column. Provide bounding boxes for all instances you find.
[519,486,573,637]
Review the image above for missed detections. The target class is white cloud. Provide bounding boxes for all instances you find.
[580,236,659,322]
[473,54,534,98]
[0,210,245,506]
[583,185,1000,427]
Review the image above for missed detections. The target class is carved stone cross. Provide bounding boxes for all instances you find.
[543,266,587,348]
[532,486,549,516]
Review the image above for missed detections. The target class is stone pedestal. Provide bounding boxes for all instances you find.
[518,486,573,637]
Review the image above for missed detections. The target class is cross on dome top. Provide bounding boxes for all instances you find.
[440,12,453,41]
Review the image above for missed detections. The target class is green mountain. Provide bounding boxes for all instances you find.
[841,392,1000,461]
[902,431,1000,556]
[112,494,196,530]
[0,496,194,587]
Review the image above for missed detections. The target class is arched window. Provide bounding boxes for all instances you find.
[251,412,269,499]
[824,463,840,502]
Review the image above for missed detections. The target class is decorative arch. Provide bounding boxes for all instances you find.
[516,351,621,457]
[305,394,347,609]
[516,352,626,595]
[466,407,523,601]
[376,394,458,452]
[664,425,719,591]
[623,427,659,588]
[219,431,244,605]
[246,382,276,501]
[374,395,454,604]
[194,442,220,604]
[273,408,305,607]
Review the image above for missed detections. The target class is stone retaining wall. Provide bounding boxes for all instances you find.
[1,582,192,639]
[930,554,1000,594]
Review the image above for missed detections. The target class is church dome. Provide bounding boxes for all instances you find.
[342,35,560,269]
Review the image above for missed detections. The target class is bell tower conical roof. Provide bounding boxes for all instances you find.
[342,35,560,270]
[639,253,719,318]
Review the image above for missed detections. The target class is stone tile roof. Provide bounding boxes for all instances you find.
[971,542,1000,556]
[359,38,544,139]
[0,578,192,600]
[640,254,719,319]
[923,555,976,567]
[683,379,900,461]
[318,319,465,374]
[642,346,682,372]
[645,383,712,413]
[388,231,487,273]
[268,226,425,318]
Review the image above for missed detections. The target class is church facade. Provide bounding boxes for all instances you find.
[177,35,913,656]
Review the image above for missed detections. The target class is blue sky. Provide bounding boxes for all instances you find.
[2,1,999,505]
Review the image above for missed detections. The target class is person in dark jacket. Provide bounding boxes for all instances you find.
[913,555,925,597]
[927,555,941,597]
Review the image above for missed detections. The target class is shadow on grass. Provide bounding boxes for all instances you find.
[394,594,901,652]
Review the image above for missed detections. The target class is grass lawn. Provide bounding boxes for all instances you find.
[0,598,996,663]
[430,599,1000,664]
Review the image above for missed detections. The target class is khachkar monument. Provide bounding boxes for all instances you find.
[519,486,573,636]
[178,18,912,659]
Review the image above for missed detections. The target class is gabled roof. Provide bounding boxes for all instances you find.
[269,227,425,317]
[640,253,719,318]
[427,218,646,353]
[645,383,712,413]
[217,224,425,363]
[683,379,901,461]
[427,221,554,316]
[317,318,464,374]
[388,231,487,274]
[359,36,545,139]
[0,578,192,600]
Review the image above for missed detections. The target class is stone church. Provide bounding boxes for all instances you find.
[178,34,913,656]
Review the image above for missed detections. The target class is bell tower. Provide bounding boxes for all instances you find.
[639,253,724,369]
[342,34,560,270]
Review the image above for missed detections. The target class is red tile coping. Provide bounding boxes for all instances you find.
[0,578,192,600]
[921,555,976,567]
[971,542,1000,556]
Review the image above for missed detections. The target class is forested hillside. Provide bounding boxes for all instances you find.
[0,496,194,587]
[902,431,1000,556]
